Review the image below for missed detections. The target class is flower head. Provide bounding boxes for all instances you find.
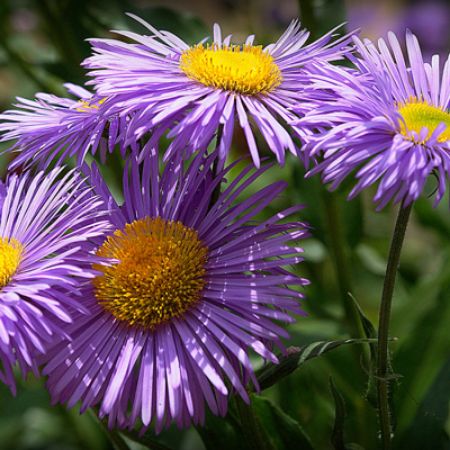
[0,84,130,169]
[84,14,353,167]
[0,167,108,392]
[296,31,450,209]
[43,150,309,431]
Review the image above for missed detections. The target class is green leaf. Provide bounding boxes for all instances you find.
[120,429,173,450]
[88,411,132,450]
[251,395,314,450]
[394,270,450,432]
[330,378,347,450]
[348,294,377,341]
[256,338,380,391]
[348,294,378,408]
[396,357,450,449]
[234,397,276,450]
[104,430,131,450]
[196,409,248,450]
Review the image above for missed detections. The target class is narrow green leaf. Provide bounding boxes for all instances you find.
[348,294,376,341]
[348,294,378,408]
[235,397,275,450]
[394,272,450,431]
[256,338,380,391]
[91,412,131,450]
[330,378,347,450]
[196,409,248,450]
[396,357,450,449]
[120,429,173,450]
[106,431,131,450]
[251,395,314,450]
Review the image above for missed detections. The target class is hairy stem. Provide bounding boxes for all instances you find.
[377,202,412,449]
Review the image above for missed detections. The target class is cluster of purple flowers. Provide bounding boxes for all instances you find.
[0,14,448,432]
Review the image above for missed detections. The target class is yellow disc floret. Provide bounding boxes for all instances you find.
[0,237,23,289]
[75,97,106,112]
[180,44,282,95]
[398,100,450,143]
[93,217,208,328]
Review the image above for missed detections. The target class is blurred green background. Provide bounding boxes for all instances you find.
[0,1,449,449]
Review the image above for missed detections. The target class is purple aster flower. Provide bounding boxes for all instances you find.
[295,31,450,209]
[83,14,353,167]
[0,83,130,169]
[42,150,310,432]
[0,167,109,393]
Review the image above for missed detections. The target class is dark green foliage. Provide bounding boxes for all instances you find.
[256,338,379,391]
[251,395,314,450]
[330,378,347,450]
[396,357,450,450]
[0,1,448,450]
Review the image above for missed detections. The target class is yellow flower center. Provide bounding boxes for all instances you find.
[398,101,450,143]
[93,217,208,329]
[75,98,106,112]
[0,237,23,289]
[180,44,282,95]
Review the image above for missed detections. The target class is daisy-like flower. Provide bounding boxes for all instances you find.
[43,150,309,432]
[84,14,353,167]
[0,167,108,393]
[0,83,130,169]
[296,31,450,209]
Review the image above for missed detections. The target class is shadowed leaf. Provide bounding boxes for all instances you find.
[330,378,347,450]
[396,357,450,449]
[120,429,173,450]
[349,293,378,408]
[256,338,381,391]
[196,408,248,450]
[251,395,314,450]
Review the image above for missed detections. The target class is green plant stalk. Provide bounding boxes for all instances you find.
[377,202,412,449]
[321,190,365,340]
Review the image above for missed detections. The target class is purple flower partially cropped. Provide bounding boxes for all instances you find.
[84,14,353,167]
[0,84,130,169]
[0,167,109,393]
[43,150,310,432]
[295,31,450,209]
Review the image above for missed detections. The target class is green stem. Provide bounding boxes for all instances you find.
[377,202,412,449]
[321,190,364,339]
